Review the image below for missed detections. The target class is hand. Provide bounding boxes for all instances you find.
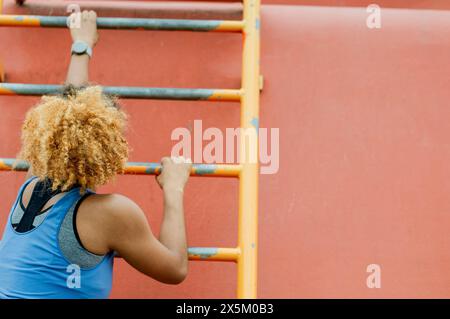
[156,157,192,191]
[69,10,98,48]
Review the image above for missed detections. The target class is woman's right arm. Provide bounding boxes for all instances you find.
[100,157,191,284]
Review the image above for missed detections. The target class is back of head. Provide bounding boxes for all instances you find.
[18,86,129,193]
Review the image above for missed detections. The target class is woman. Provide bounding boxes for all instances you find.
[0,10,191,299]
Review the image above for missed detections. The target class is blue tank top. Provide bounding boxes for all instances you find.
[0,177,114,299]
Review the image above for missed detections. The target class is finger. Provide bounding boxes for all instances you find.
[82,10,90,21]
[68,12,80,21]
[89,10,97,18]
[175,156,191,164]
[161,157,171,165]
[67,12,81,29]
[178,156,192,166]
[179,156,187,163]
[68,13,76,24]
[172,156,185,164]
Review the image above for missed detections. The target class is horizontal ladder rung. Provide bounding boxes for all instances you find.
[0,83,242,101]
[188,247,240,262]
[0,15,244,32]
[0,159,241,177]
[9,1,242,20]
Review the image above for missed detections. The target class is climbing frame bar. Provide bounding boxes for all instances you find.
[9,0,243,20]
[0,15,244,32]
[0,83,242,101]
[0,0,4,82]
[237,0,260,299]
[0,158,242,178]
[188,247,240,262]
[0,0,261,300]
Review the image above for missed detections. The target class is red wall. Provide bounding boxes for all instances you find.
[1,1,450,298]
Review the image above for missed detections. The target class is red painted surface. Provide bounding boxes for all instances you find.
[1,1,450,298]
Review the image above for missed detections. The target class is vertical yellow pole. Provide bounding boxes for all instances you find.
[238,0,260,299]
[0,0,4,82]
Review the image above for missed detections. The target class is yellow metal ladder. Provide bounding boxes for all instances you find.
[0,0,260,298]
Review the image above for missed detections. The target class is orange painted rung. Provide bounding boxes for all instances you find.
[188,247,240,262]
[10,0,243,20]
[0,158,242,178]
[0,14,244,32]
[0,0,3,82]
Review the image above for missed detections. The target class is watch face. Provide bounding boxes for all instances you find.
[73,42,87,53]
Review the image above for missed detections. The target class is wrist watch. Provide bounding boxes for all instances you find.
[71,41,93,58]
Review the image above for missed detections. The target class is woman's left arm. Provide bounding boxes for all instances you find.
[65,10,98,87]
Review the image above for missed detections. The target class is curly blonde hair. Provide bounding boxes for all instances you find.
[17,86,129,193]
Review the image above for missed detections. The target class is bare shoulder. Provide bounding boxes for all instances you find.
[76,193,149,254]
[80,193,147,230]
[85,193,139,212]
